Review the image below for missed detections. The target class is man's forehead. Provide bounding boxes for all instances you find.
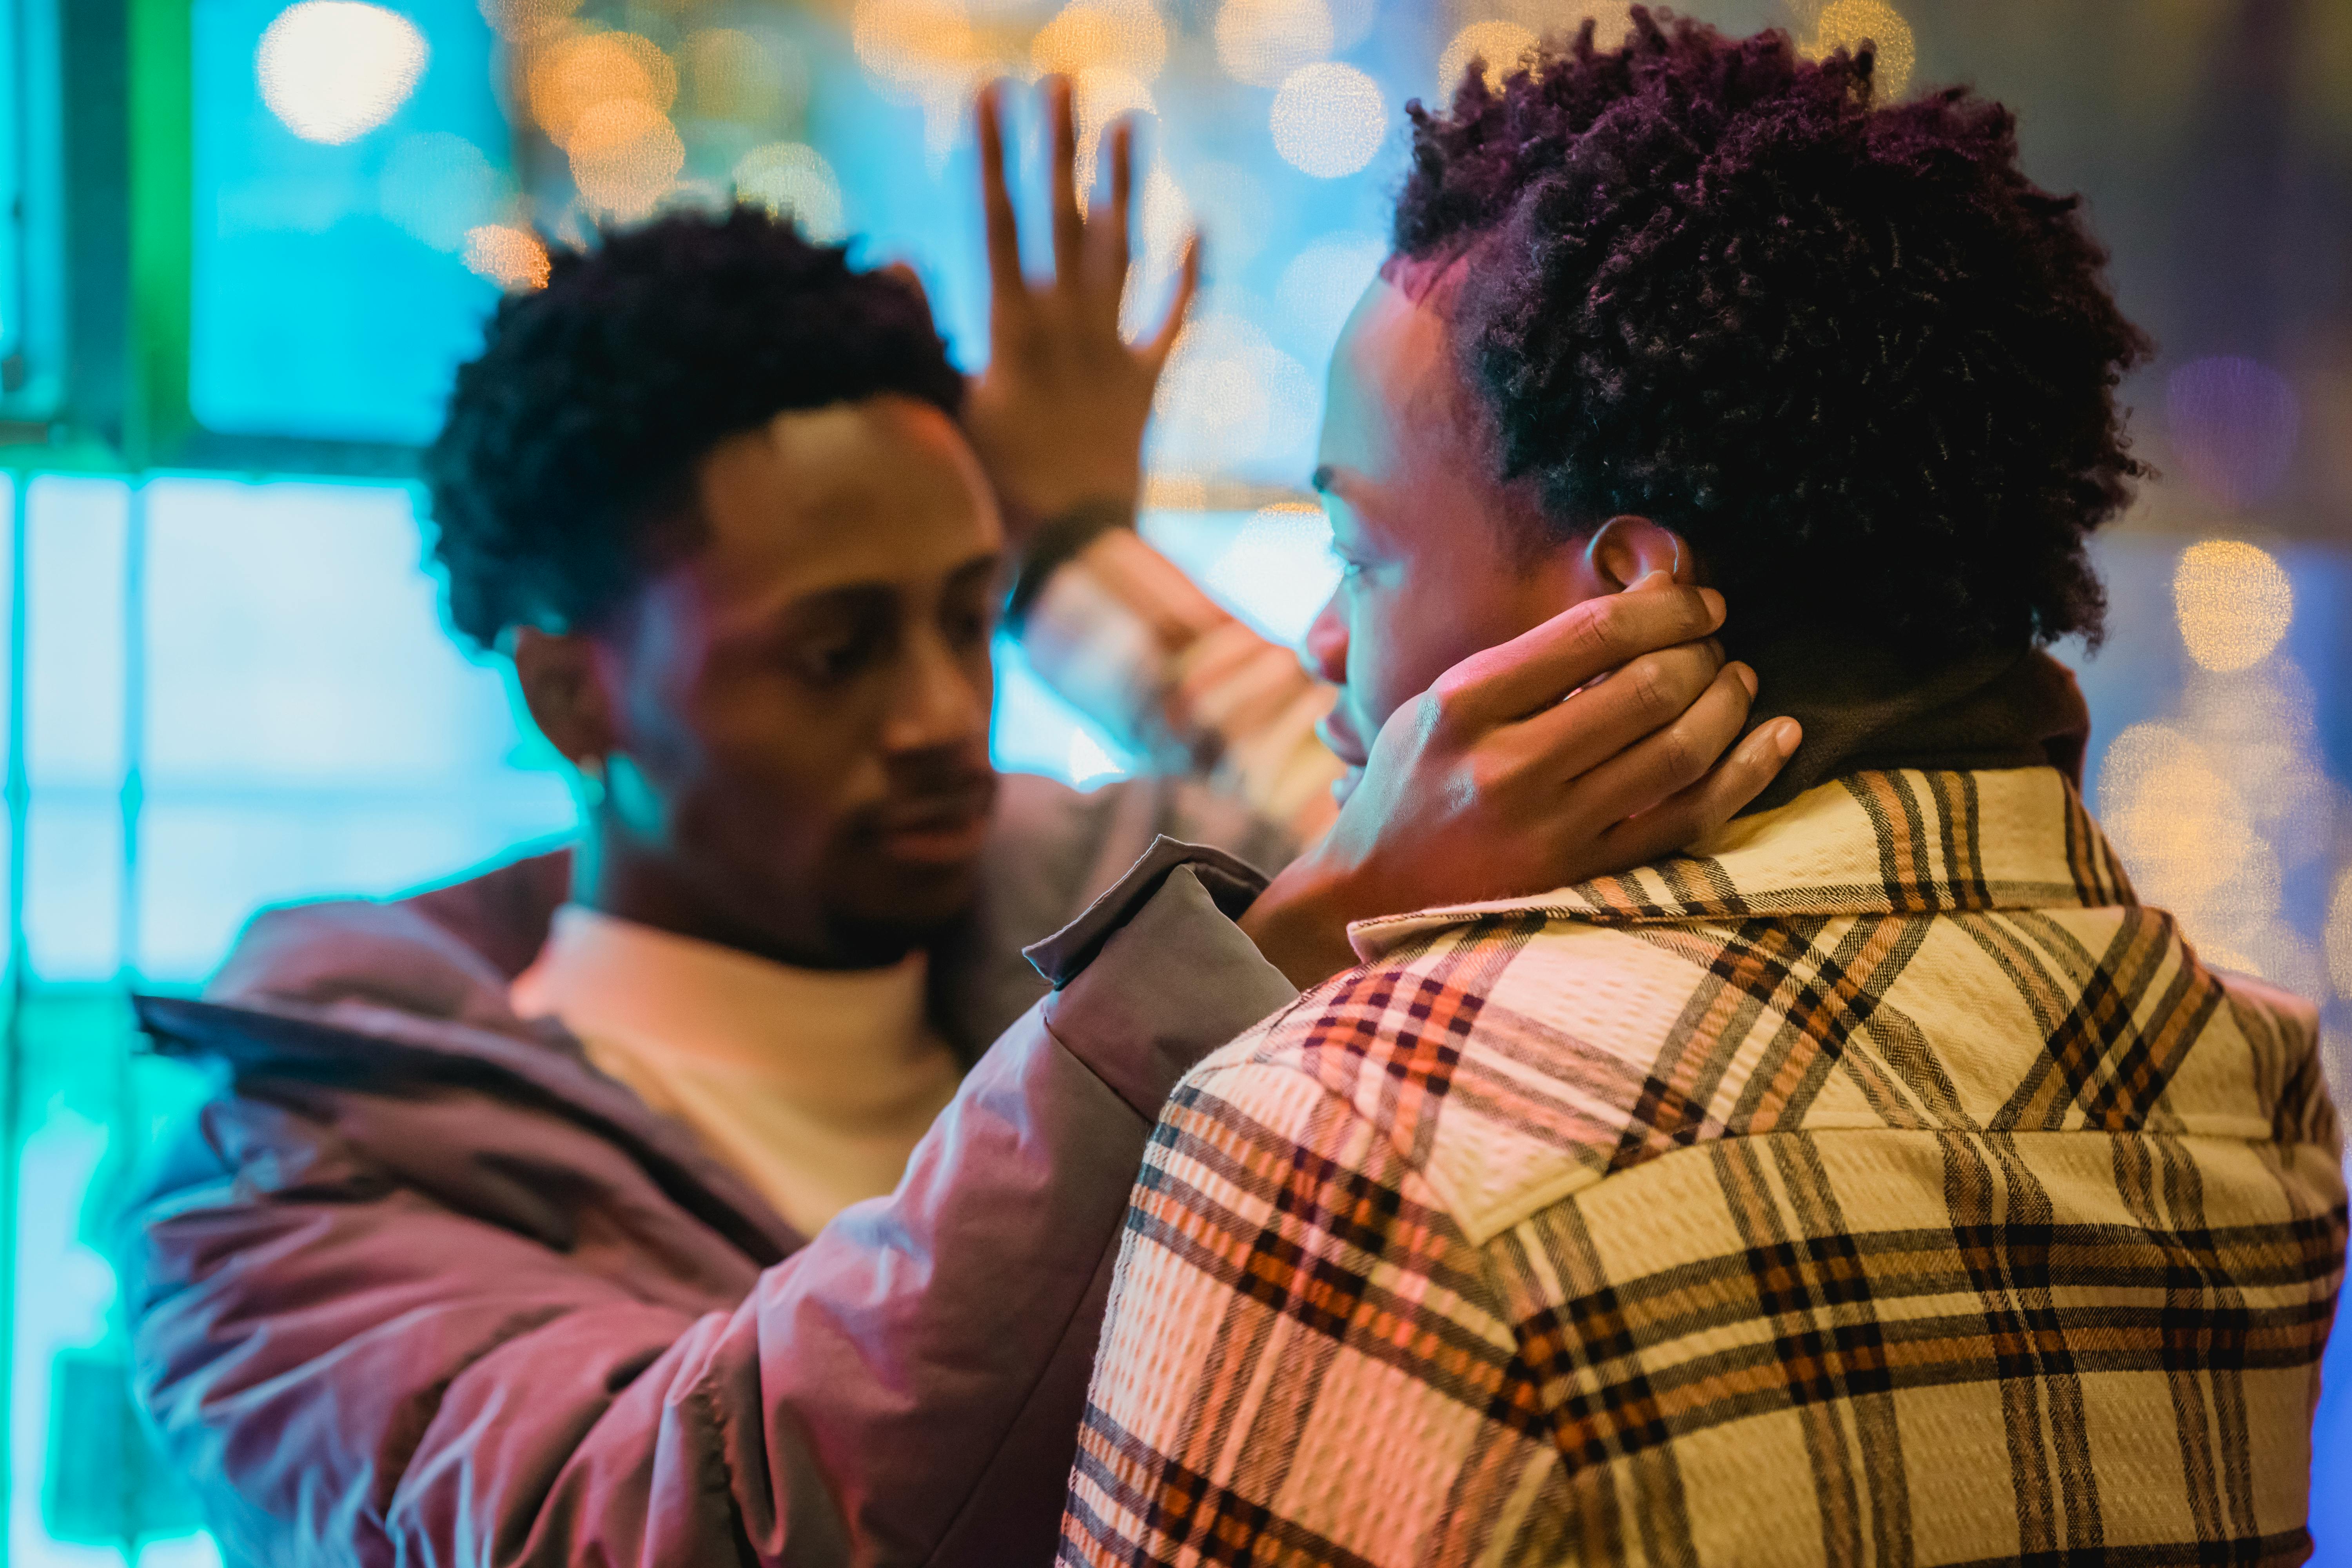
[1327,275,1478,462]
[682,399,1000,603]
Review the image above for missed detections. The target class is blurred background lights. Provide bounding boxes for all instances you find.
[2174,539,2293,672]
[2328,867,2352,1002]
[476,0,581,42]
[527,29,678,148]
[1150,313,1319,476]
[1031,0,1169,82]
[1207,501,1340,640]
[2166,355,2302,509]
[1270,62,1387,178]
[853,0,982,96]
[1072,68,1156,196]
[1325,0,1379,50]
[1275,229,1387,358]
[256,1,430,145]
[1216,0,1336,88]
[682,29,803,126]
[566,97,686,218]
[1808,0,1915,100]
[1437,20,1536,97]
[734,143,847,242]
[1481,0,1632,47]
[463,224,552,290]
[379,132,503,254]
[1180,160,1271,265]
[2099,722,2257,911]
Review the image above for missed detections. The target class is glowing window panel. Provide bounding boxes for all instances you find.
[192,0,512,443]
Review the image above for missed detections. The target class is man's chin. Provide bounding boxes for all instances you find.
[826,852,987,960]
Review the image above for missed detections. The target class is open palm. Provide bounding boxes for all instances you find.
[964,78,1201,541]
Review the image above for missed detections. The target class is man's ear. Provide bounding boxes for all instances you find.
[1583,515,1691,590]
[510,627,619,766]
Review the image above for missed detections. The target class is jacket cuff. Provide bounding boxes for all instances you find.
[1024,837,1297,1122]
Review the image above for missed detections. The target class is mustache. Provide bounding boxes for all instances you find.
[849,759,998,835]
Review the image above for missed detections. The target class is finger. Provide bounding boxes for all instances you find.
[976,84,1025,307]
[1566,662,1760,826]
[1145,232,1202,367]
[1503,641,1728,781]
[1102,118,1135,296]
[1596,715,1804,864]
[1424,574,1727,730]
[1048,75,1084,285]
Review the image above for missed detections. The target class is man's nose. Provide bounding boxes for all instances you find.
[884,633,989,754]
[1301,589,1348,686]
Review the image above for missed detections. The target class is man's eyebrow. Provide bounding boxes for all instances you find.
[947,551,1005,587]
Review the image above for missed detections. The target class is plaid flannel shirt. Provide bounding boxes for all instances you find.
[1063,767,2347,1567]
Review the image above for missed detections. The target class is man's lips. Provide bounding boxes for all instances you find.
[1316,710,1370,771]
[871,782,997,864]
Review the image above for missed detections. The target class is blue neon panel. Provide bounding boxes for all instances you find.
[189,0,509,443]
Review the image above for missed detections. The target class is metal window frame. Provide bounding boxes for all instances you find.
[0,0,425,480]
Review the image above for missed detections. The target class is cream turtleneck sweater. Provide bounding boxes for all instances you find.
[510,906,962,1237]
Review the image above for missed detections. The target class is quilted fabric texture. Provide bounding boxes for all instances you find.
[1064,768,2346,1568]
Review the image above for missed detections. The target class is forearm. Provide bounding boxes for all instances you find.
[414,853,1298,1568]
[1011,512,1343,842]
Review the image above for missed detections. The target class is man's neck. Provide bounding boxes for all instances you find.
[1736,637,2089,816]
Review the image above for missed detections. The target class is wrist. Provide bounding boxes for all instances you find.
[1001,496,1137,631]
[1238,851,1367,991]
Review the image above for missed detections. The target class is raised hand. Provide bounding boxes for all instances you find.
[965,77,1201,542]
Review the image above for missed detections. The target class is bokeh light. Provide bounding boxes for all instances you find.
[566,98,686,218]
[682,29,803,125]
[854,0,982,95]
[1483,0,1633,48]
[1809,0,1914,100]
[462,224,552,290]
[1031,0,1168,82]
[527,29,678,149]
[1072,67,1156,198]
[256,2,429,145]
[1181,160,1270,265]
[1207,501,1340,635]
[2166,356,2301,509]
[2174,539,2293,673]
[1327,0,1377,49]
[1270,62,1387,179]
[2327,867,2352,1002]
[1436,21,1536,98]
[379,132,502,253]
[2098,722,2258,911]
[1274,230,1387,356]
[734,143,847,242]
[1216,0,1335,88]
[476,0,582,42]
[1151,314,1319,474]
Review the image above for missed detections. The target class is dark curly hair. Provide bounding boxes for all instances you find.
[1396,8,2151,659]
[424,207,964,650]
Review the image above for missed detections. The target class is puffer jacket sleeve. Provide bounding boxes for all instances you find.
[123,848,1298,1568]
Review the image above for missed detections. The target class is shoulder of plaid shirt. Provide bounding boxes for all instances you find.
[1063,764,2348,1568]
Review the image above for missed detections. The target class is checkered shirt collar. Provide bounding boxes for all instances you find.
[1347,767,2137,964]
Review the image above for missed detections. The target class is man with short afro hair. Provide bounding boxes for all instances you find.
[1063,14,2343,1565]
